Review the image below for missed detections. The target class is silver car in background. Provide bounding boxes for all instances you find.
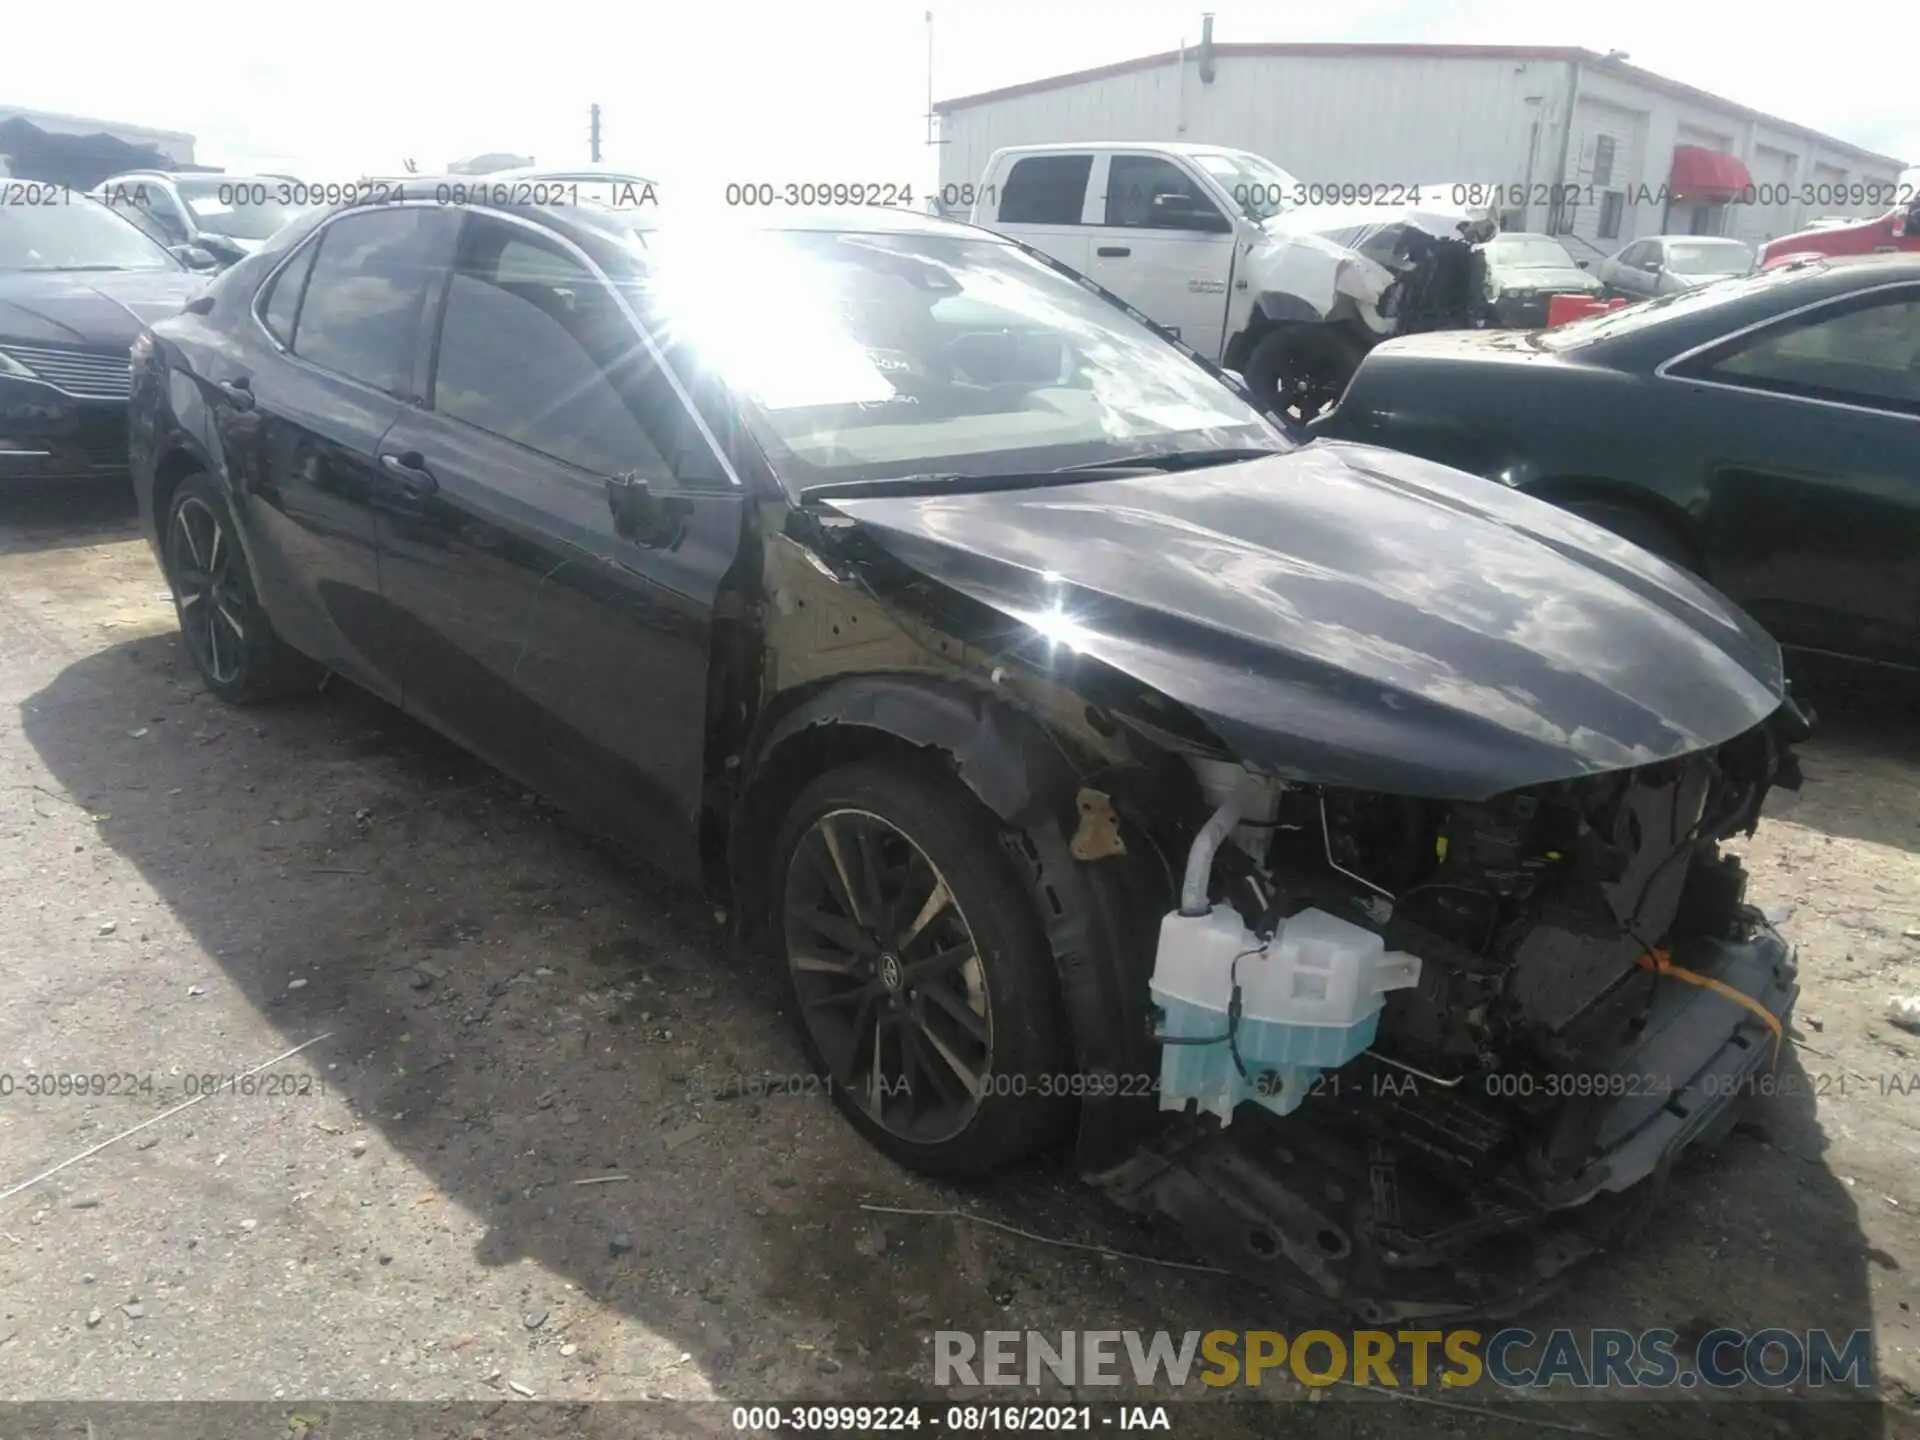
[1592,234,1755,298]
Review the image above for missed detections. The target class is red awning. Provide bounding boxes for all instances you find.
[1669,146,1752,199]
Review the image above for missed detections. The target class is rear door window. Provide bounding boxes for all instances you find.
[1690,288,1920,415]
[998,155,1093,225]
[258,237,318,347]
[291,207,461,397]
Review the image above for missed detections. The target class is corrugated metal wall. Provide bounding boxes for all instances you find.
[937,54,1903,245]
[1736,143,1798,250]
[1559,98,1643,257]
[937,53,1565,204]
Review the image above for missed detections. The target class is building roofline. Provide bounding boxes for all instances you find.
[934,43,1906,170]
[0,105,196,146]
[1583,54,1905,169]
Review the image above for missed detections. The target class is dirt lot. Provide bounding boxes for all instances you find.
[1,482,1917,1439]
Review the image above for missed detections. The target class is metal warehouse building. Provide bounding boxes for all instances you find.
[933,41,1907,258]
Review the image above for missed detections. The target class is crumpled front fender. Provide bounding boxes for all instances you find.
[1246,234,1398,331]
[732,674,1165,1173]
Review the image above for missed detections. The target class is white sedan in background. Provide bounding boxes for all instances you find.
[1593,235,1755,298]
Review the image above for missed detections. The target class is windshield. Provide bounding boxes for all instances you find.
[1189,151,1304,223]
[1666,240,1753,276]
[0,192,183,272]
[1535,264,1812,350]
[175,177,306,240]
[1486,236,1577,268]
[636,226,1287,491]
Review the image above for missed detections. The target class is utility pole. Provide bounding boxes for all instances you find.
[588,104,602,164]
[924,10,948,212]
[923,12,938,150]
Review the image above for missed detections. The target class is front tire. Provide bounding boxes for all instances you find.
[1244,323,1367,424]
[164,473,315,703]
[772,760,1073,1176]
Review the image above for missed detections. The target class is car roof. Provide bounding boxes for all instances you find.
[291,191,999,255]
[483,165,657,183]
[91,170,293,189]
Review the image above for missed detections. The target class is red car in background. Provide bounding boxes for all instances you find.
[1761,191,1920,267]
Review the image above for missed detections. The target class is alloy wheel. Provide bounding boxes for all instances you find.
[782,807,991,1144]
[1279,361,1345,423]
[169,496,248,687]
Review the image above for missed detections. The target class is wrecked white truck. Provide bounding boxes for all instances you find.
[970,141,1495,420]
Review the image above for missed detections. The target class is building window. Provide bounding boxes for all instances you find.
[1591,135,1616,189]
[1554,198,1578,235]
[1598,190,1624,240]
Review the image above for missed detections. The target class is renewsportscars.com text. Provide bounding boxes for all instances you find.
[934,1328,1874,1391]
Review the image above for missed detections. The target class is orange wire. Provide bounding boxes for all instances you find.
[1638,948,1783,1067]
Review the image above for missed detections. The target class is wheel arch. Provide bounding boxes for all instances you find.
[150,443,211,547]
[729,675,1084,949]
[1520,475,1707,574]
[728,673,1163,1173]
[1225,293,1359,372]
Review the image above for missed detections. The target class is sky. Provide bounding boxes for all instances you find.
[3,0,1911,191]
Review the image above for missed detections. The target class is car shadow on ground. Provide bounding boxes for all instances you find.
[17,628,1898,1434]
[1779,658,1920,858]
[0,478,140,557]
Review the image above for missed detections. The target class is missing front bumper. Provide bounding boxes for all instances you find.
[1092,921,1798,1323]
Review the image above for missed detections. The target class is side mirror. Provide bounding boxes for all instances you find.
[1575,258,1590,270]
[1149,192,1232,234]
[170,244,220,271]
[605,471,689,549]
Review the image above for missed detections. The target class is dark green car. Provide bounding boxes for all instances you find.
[1309,254,1920,670]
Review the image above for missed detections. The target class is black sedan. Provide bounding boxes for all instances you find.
[1475,231,1603,328]
[1312,254,1920,672]
[130,194,1807,1319]
[1,188,202,482]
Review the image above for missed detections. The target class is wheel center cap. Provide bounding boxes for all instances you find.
[878,953,904,992]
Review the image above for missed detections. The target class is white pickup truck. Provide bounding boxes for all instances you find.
[966,142,1495,419]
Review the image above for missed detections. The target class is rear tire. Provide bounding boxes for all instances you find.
[164,473,317,703]
[1244,324,1367,424]
[771,759,1073,1176]
[1563,501,1695,572]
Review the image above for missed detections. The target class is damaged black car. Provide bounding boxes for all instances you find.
[128,196,1809,1321]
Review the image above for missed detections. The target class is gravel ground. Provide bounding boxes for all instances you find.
[1,482,1917,1439]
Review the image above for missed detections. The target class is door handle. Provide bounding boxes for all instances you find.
[1096,245,1131,258]
[379,450,439,498]
[216,377,255,411]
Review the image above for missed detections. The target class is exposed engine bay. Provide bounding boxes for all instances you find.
[1254,200,1497,339]
[801,453,1810,1322]
[1104,717,1805,1322]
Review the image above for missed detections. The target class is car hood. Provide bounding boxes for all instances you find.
[825,444,1785,801]
[0,268,201,348]
[1260,194,1496,246]
[1761,213,1889,262]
